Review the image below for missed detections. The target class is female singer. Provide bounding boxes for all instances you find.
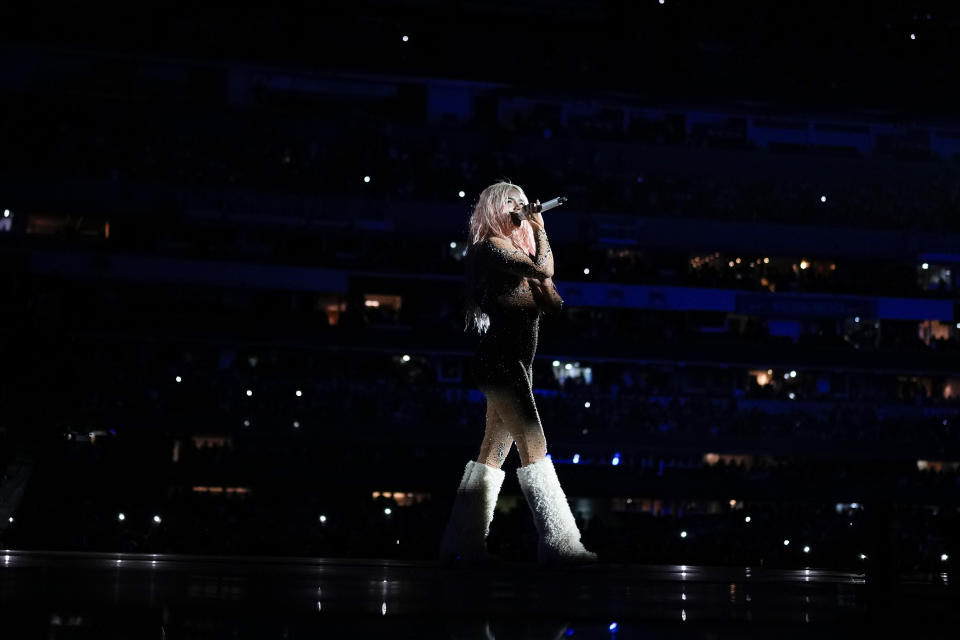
[438,181,597,566]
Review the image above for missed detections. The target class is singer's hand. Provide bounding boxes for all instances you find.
[529,276,563,314]
[523,199,544,231]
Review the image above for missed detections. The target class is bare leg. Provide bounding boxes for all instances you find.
[476,400,515,469]
[484,380,548,467]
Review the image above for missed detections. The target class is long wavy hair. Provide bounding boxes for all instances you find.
[464,181,537,335]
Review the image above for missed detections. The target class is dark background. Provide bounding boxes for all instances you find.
[0,1,957,573]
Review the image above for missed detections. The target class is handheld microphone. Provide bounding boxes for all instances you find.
[516,196,567,219]
[539,196,567,212]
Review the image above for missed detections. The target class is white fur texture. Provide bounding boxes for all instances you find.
[438,460,505,563]
[516,456,598,564]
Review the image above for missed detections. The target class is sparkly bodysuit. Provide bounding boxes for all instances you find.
[467,232,554,393]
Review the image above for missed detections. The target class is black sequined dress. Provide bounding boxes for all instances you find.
[467,234,554,392]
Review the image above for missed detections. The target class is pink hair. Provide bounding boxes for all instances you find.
[468,181,536,256]
[464,181,537,334]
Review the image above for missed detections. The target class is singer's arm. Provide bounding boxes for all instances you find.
[486,228,554,280]
[530,277,564,314]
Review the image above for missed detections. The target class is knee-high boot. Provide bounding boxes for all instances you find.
[516,456,598,564]
[438,460,505,565]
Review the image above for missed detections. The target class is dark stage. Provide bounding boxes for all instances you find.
[0,549,956,638]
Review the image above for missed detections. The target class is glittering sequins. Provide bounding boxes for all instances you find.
[467,235,554,391]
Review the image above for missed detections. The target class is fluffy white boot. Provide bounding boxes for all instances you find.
[517,456,598,564]
[438,460,505,565]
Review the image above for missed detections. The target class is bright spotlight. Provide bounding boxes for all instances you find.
[572,454,580,464]
[583,268,590,275]
[803,546,811,553]
[175,376,182,383]
[458,191,465,198]
[296,390,302,397]
[363,175,371,183]
[584,401,591,408]
[246,389,253,397]
[922,263,930,270]
[118,513,125,521]
[910,33,916,40]
[243,419,250,427]
[745,516,751,523]
[820,195,827,203]
[552,360,560,367]
[783,539,790,546]
[402,354,411,362]
[402,35,409,42]
[293,421,300,428]
[319,515,327,523]
[942,553,949,562]
[384,508,392,515]
[153,515,162,523]
[680,531,688,538]
[789,370,797,378]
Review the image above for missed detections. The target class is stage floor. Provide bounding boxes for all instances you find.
[0,549,955,638]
